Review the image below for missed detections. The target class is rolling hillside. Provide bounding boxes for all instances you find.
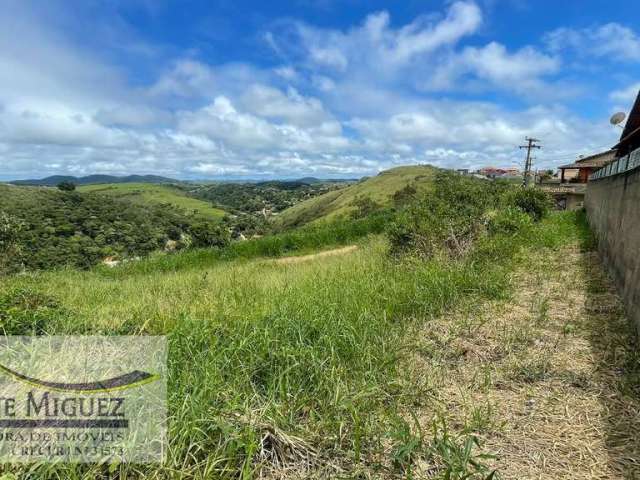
[276,165,437,228]
[0,183,228,270]
[78,183,226,220]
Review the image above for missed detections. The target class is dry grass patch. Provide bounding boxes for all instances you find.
[271,245,358,265]
[405,245,640,479]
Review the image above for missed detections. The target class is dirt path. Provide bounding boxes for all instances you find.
[272,245,358,265]
[409,243,640,479]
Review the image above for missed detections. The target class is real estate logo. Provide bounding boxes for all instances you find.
[0,336,166,463]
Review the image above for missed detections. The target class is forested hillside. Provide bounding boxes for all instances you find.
[0,185,227,272]
[189,180,350,214]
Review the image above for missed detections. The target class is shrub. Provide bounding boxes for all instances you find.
[487,207,533,236]
[388,172,497,259]
[392,183,417,207]
[350,196,383,219]
[506,187,552,221]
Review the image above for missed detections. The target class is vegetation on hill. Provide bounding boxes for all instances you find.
[276,165,437,228]
[0,171,579,479]
[0,185,228,272]
[188,180,351,236]
[78,183,226,220]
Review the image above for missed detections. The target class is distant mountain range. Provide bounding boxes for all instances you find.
[8,174,358,187]
[10,174,179,186]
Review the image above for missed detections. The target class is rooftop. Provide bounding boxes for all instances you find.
[559,149,617,169]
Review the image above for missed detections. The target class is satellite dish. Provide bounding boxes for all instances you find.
[610,111,626,126]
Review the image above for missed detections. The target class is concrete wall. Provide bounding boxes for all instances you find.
[585,166,640,330]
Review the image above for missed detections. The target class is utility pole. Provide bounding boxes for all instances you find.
[519,137,541,187]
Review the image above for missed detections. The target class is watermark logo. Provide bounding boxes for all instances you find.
[0,336,166,463]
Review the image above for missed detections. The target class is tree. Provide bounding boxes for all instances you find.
[57,181,76,192]
[189,221,230,248]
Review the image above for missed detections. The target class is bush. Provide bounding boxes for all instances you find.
[350,196,383,219]
[387,172,500,259]
[392,184,417,207]
[506,187,552,221]
[487,207,533,236]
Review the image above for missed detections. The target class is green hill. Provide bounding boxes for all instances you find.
[0,184,229,271]
[78,183,225,220]
[276,165,437,228]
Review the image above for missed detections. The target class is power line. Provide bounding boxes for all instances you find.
[519,137,541,187]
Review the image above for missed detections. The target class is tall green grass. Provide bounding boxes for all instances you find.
[0,211,585,478]
[92,211,391,278]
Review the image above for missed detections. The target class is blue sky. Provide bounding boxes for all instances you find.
[1,0,639,180]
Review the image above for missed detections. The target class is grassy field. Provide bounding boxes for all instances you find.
[276,165,436,228]
[0,209,593,479]
[79,183,226,220]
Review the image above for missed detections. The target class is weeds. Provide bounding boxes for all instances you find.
[427,418,497,480]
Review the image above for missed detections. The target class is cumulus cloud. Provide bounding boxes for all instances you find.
[0,0,623,181]
[335,2,477,66]
[545,23,640,62]
[149,60,216,98]
[460,43,559,87]
[177,95,349,155]
[268,2,563,102]
[422,42,560,96]
[240,85,330,126]
[273,1,481,77]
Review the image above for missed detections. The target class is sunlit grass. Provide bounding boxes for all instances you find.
[0,211,587,478]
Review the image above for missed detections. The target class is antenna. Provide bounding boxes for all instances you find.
[610,112,626,128]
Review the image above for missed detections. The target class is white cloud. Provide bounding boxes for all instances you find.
[609,83,640,103]
[149,60,216,97]
[177,95,349,155]
[273,66,298,81]
[240,85,330,126]
[0,107,135,149]
[94,105,172,127]
[422,42,560,96]
[545,23,640,62]
[460,42,559,86]
[269,2,563,102]
[285,1,482,74]
[311,75,336,92]
[0,1,623,181]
